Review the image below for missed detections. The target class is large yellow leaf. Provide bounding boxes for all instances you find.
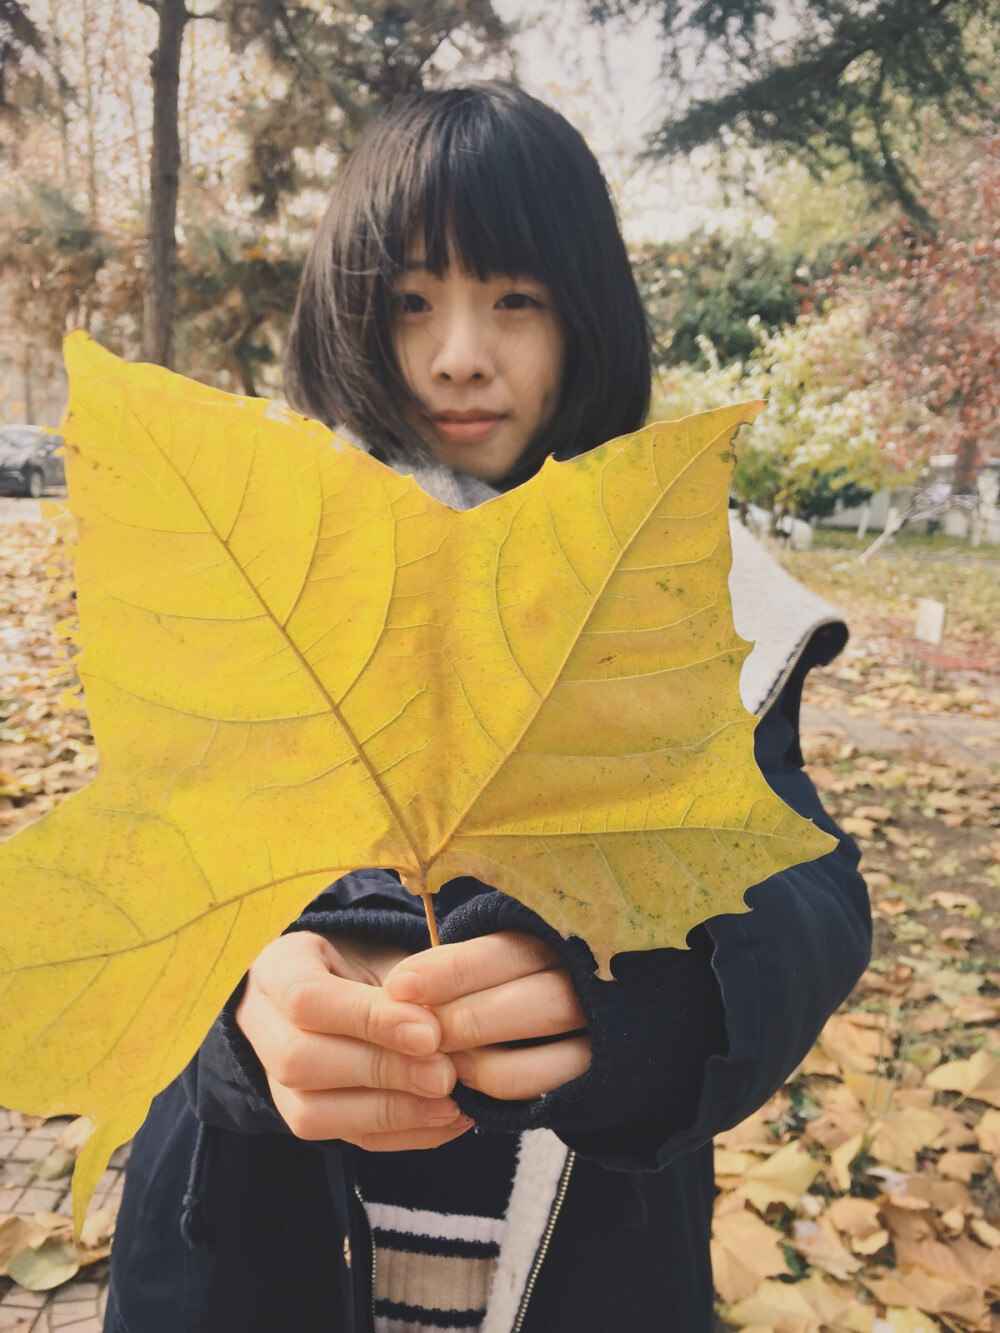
[0,333,834,1224]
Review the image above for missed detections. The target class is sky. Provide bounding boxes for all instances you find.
[492,0,737,242]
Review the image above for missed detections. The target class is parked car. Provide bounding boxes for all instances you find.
[0,425,66,497]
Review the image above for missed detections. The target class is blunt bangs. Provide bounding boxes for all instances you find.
[405,100,566,287]
[284,83,651,476]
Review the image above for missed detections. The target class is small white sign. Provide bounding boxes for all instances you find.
[915,598,947,646]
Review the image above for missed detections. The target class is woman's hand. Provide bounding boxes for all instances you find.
[236,931,471,1151]
[385,933,592,1101]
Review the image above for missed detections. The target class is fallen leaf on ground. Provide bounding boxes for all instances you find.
[863,1268,988,1328]
[870,1106,945,1172]
[970,1218,1000,1248]
[792,1215,863,1279]
[926,1051,1000,1107]
[715,1094,788,1152]
[906,958,984,1006]
[0,1216,31,1275]
[843,1068,896,1116]
[715,1148,764,1179]
[877,1309,945,1332]
[737,1140,823,1210]
[30,1147,75,1181]
[56,1117,93,1154]
[953,996,1000,1024]
[829,1132,867,1192]
[937,1149,988,1183]
[727,1270,872,1331]
[819,1014,893,1073]
[927,890,981,914]
[4,1239,79,1291]
[976,1108,1000,1153]
[711,1207,791,1301]
[827,1195,887,1247]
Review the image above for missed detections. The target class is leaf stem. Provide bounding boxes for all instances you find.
[421,894,441,948]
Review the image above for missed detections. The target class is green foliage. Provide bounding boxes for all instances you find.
[0,183,109,344]
[651,304,908,522]
[217,0,511,215]
[751,161,887,265]
[0,0,61,128]
[175,228,303,395]
[592,0,997,220]
[633,232,806,368]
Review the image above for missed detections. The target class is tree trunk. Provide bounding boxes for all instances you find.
[80,0,99,227]
[142,0,187,367]
[953,432,978,496]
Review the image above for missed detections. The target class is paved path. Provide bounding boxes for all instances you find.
[801,701,1000,765]
[0,494,65,526]
[0,1111,125,1331]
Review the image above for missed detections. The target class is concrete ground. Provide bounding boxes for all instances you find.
[0,497,55,525]
[801,701,1000,765]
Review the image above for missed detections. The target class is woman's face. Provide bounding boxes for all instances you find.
[391,248,567,483]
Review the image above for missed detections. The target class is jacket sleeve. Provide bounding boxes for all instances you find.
[433,684,872,1171]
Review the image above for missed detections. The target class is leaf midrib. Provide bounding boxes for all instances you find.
[99,395,427,875]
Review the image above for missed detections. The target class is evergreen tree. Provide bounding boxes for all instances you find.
[217,0,509,216]
[633,233,807,367]
[589,0,996,220]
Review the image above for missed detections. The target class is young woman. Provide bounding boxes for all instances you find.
[105,83,870,1333]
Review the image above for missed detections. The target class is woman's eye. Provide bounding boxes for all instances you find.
[396,292,430,314]
[496,292,540,311]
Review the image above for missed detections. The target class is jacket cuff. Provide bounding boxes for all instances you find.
[437,887,725,1169]
[287,905,431,955]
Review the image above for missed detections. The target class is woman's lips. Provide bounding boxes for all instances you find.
[432,413,505,442]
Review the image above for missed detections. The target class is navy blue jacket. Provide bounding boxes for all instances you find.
[105,649,870,1333]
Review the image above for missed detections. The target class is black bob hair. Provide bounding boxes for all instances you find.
[284,82,651,483]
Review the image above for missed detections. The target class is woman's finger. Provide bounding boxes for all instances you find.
[384,932,560,1006]
[249,1022,456,1098]
[245,934,441,1056]
[435,968,586,1053]
[269,1083,467,1143]
[451,1035,592,1100]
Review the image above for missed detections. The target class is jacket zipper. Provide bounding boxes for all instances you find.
[510,1150,575,1333]
[354,1184,377,1333]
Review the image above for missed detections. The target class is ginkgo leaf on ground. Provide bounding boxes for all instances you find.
[926,1051,1000,1107]
[711,1207,790,1301]
[736,1140,823,1211]
[791,1216,863,1280]
[725,1270,873,1331]
[0,334,834,1225]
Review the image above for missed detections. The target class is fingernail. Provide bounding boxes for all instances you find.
[410,1062,450,1098]
[397,1022,437,1055]
[419,1098,459,1123]
[451,1052,474,1082]
[387,970,425,1002]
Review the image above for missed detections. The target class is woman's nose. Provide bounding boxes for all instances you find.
[429,311,495,384]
